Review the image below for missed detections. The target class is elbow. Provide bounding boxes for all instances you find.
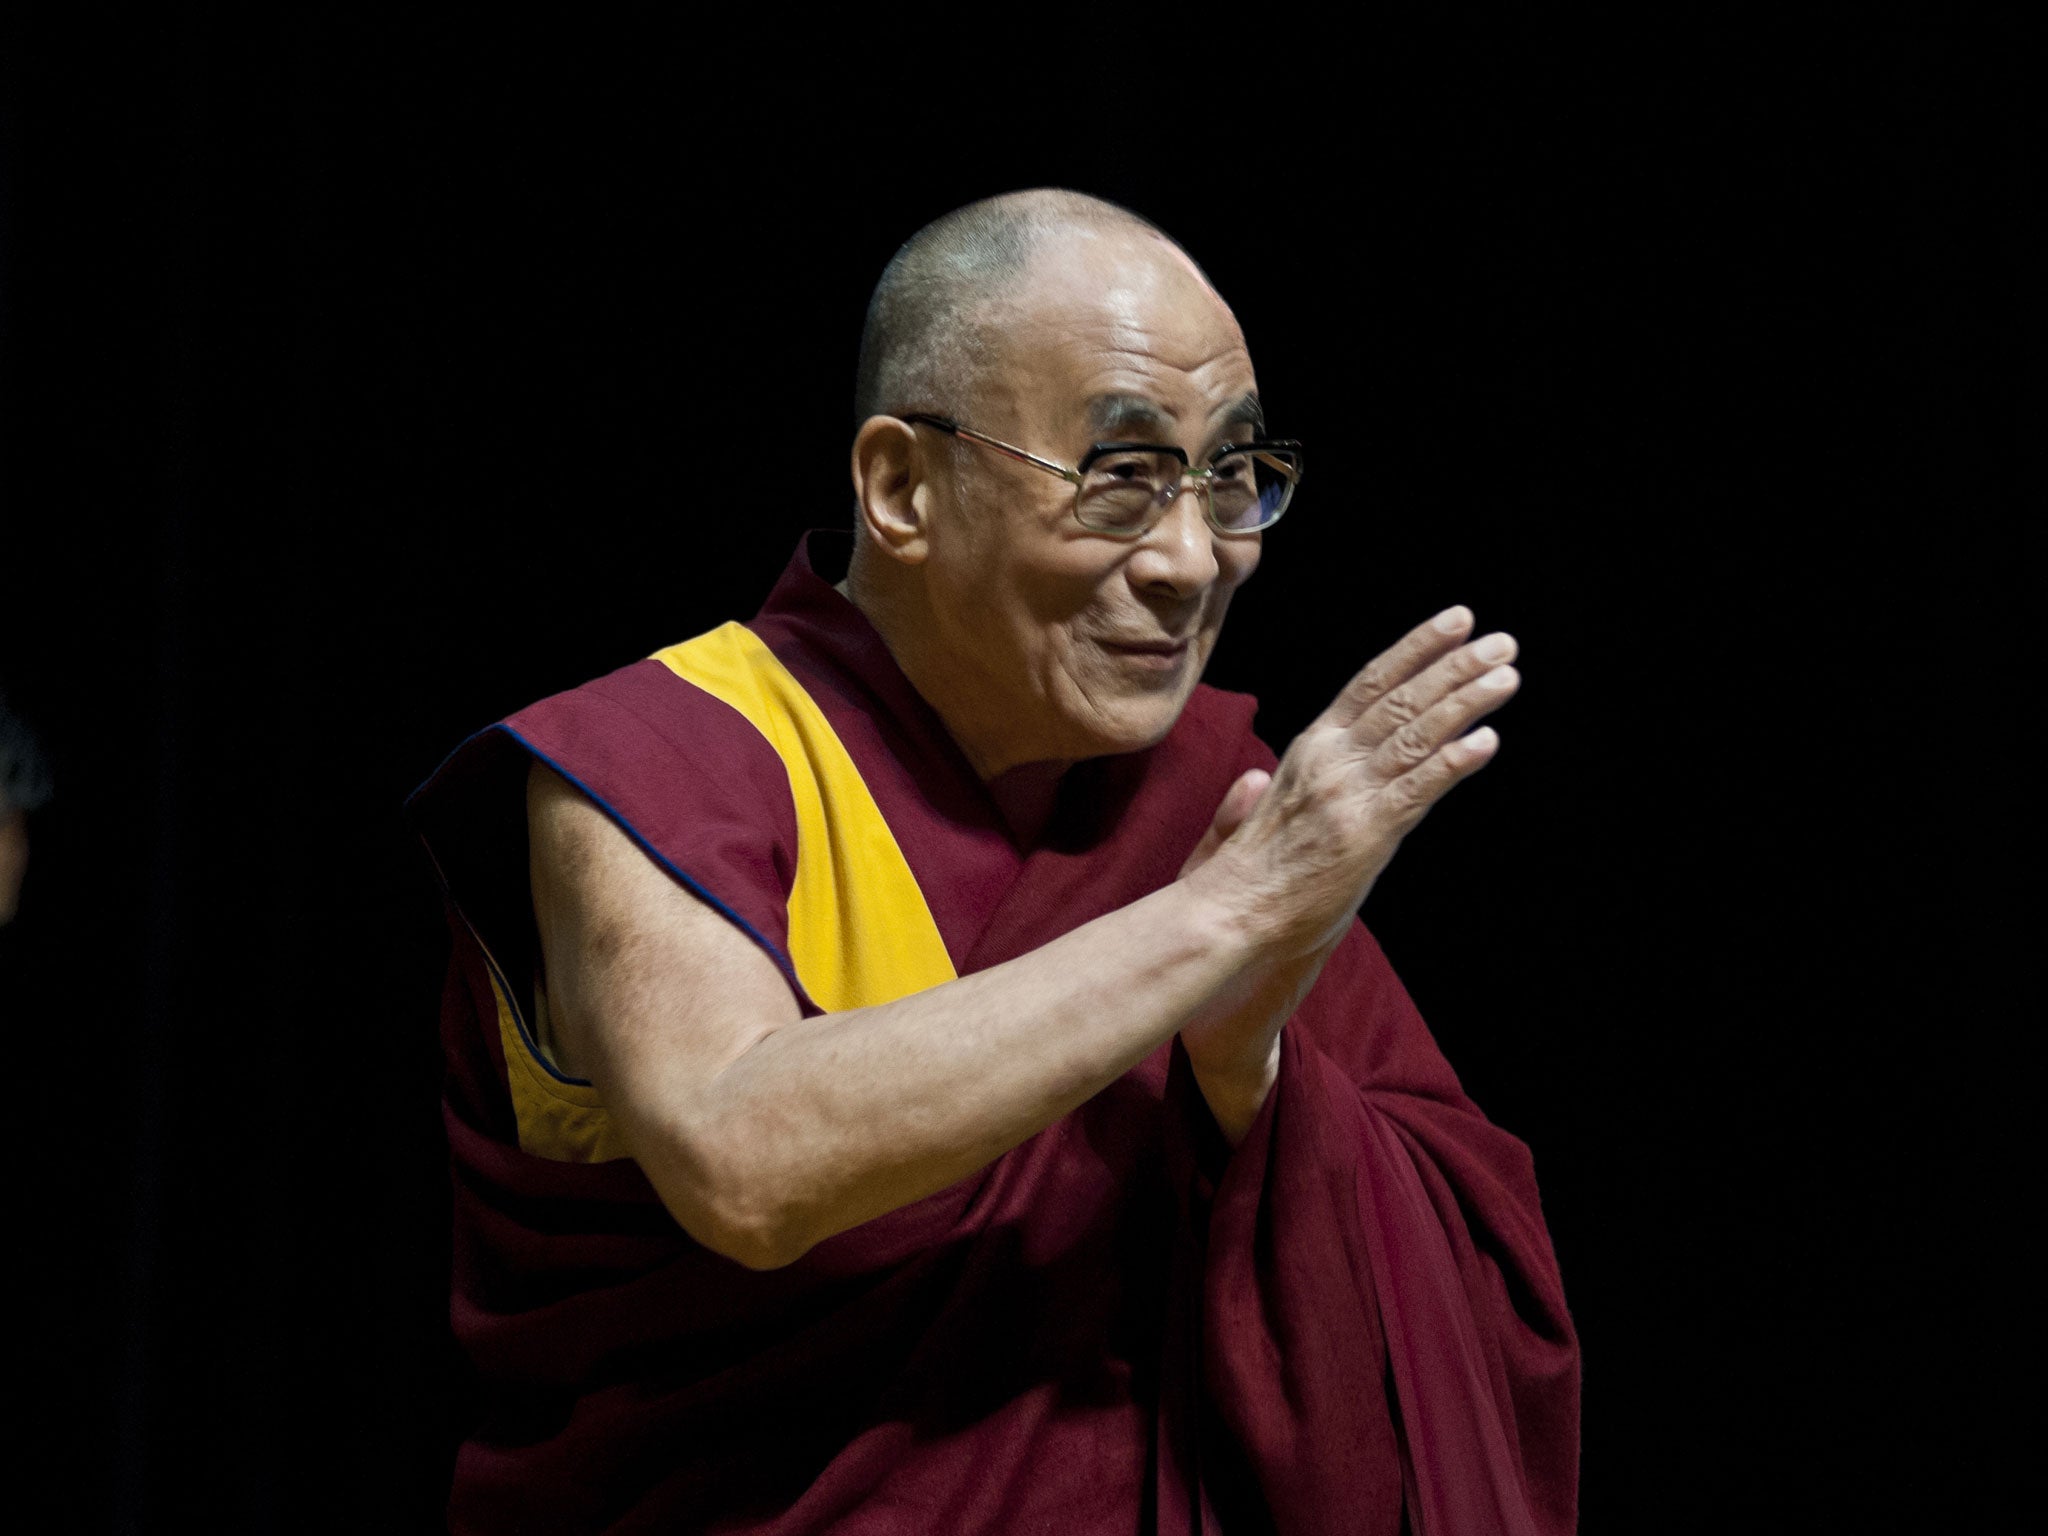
[702,1205,812,1271]
[718,1227,811,1272]
[657,1132,814,1272]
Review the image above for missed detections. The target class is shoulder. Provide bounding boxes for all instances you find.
[408,639,808,989]
[414,650,797,863]
[513,649,788,792]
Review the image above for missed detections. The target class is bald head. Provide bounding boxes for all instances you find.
[842,192,1263,780]
[852,189,1212,427]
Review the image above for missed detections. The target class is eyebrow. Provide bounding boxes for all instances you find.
[1086,394,1176,439]
[1085,390,1267,443]
[1215,391,1265,439]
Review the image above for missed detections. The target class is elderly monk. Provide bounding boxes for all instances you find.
[410,189,1580,1535]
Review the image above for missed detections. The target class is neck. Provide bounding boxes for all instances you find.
[983,760,1068,845]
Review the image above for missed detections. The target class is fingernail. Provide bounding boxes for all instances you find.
[1474,632,1513,662]
[1432,605,1470,635]
[1480,665,1517,690]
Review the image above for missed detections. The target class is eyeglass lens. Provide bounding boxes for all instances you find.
[1077,449,1301,534]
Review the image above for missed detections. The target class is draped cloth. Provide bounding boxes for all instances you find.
[408,532,1579,1534]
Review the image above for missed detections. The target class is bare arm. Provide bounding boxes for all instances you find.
[530,767,1252,1270]
[528,607,1518,1269]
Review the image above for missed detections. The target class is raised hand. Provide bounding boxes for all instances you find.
[1178,607,1518,1132]
[1187,605,1517,956]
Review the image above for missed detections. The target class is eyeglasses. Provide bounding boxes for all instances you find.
[900,413,1304,537]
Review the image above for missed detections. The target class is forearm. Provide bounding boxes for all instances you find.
[619,879,1257,1267]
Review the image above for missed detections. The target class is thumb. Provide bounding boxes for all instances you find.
[1179,768,1272,878]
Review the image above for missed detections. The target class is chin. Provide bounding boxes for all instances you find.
[1075,695,1193,760]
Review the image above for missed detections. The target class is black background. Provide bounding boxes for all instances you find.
[0,11,2027,1532]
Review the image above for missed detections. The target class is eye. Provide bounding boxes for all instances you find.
[1094,454,1155,482]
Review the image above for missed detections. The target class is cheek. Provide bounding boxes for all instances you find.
[1220,537,1262,591]
[1018,550,1123,640]
[1197,541,1260,628]
[971,564,1095,697]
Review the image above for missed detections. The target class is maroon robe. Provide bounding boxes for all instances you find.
[408,532,1580,1534]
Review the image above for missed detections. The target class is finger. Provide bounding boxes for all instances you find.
[1347,629,1518,751]
[1365,661,1518,794]
[1179,768,1272,878]
[1321,605,1475,731]
[1373,723,1503,841]
[1216,768,1271,835]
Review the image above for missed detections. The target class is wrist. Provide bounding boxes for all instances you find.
[1185,1033,1280,1147]
[1174,862,1272,972]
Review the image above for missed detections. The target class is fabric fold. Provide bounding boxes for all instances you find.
[408,531,1579,1533]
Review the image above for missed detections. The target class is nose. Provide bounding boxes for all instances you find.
[1127,480,1220,598]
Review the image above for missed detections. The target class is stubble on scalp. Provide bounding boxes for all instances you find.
[852,188,1209,438]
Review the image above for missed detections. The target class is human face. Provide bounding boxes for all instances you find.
[913,229,1265,778]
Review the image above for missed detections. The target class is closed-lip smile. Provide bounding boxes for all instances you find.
[1099,636,1190,655]
[1098,635,1192,675]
